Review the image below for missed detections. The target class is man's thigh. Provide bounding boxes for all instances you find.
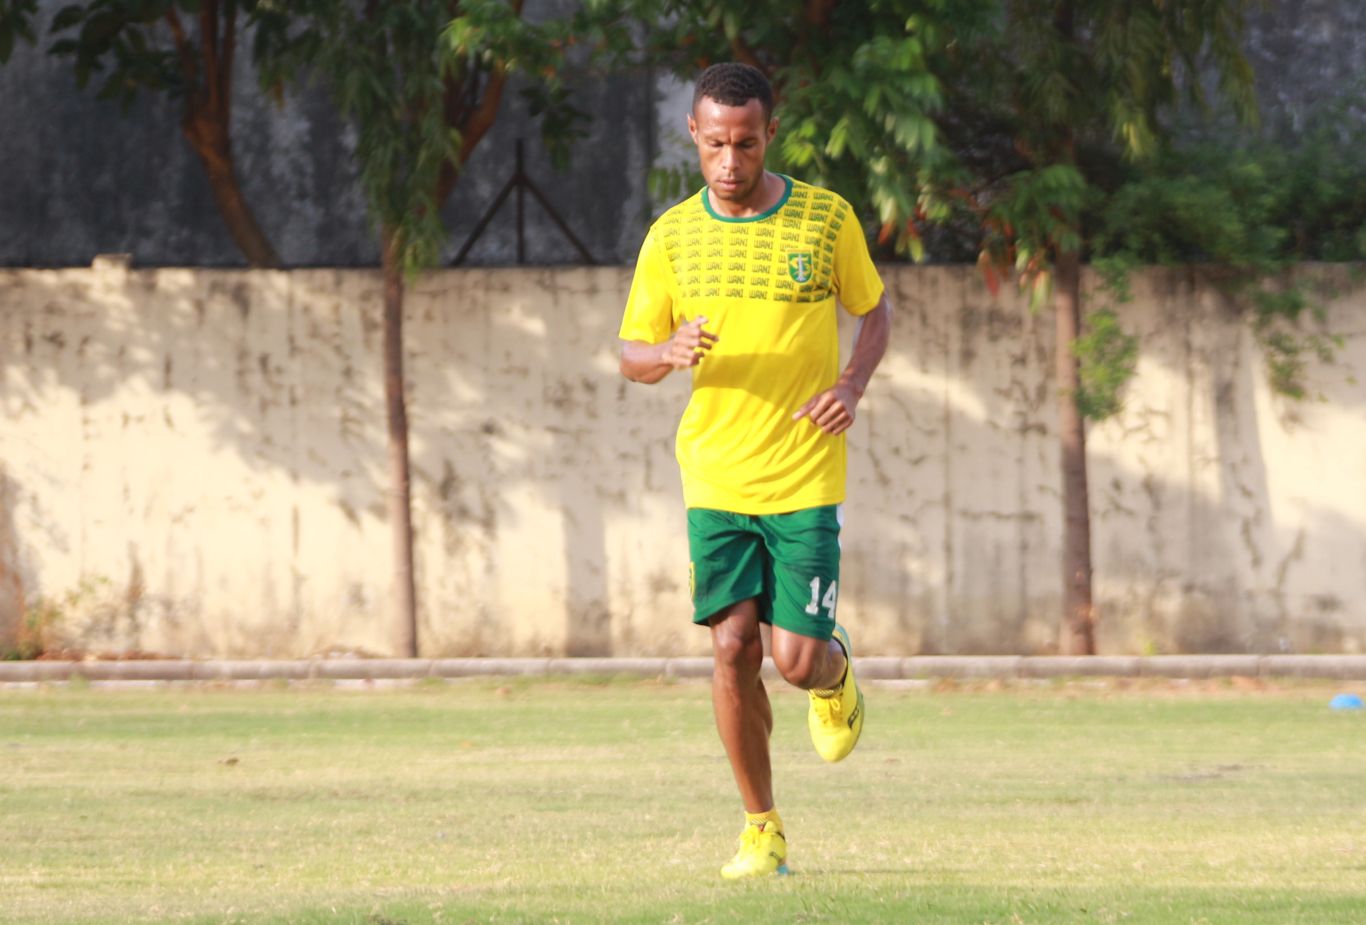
[687,508,769,625]
[758,505,841,640]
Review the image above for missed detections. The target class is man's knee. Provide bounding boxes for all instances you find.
[709,603,763,674]
[772,632,836,689]
[773,651,817,689]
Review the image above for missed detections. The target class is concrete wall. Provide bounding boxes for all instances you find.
[1,265,1363,657]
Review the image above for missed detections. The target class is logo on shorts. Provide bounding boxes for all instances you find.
[688,561,696,601]
[787,251,813,283]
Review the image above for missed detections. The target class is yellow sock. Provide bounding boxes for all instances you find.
[745,809,783,833]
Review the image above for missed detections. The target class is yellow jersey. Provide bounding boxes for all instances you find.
[620,175,884,514]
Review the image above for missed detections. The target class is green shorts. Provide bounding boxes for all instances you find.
[687,505,842,640]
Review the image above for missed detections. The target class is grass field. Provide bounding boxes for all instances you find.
[1,676,1363,924]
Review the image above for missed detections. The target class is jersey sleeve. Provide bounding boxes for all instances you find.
[619,228,677,344]
[832,204,885,316]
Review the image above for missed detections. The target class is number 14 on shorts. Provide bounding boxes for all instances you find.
[804,577,838,617]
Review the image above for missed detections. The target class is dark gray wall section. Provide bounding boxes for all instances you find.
[0,0,1359,268]
[0,0,654,267]
[0,9,373,267]
[1245,0,1364,133]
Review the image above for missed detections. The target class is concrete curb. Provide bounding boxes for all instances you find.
[1,655,1364,683]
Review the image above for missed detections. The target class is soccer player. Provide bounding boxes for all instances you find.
[618,62,892,879]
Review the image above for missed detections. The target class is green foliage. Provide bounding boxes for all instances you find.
[12,1,284,267]
[1095,92,1366,267]
[647,161,703,206]
[624,0,997,254]
[953,1,1259,274]
[520,83,589,170]
[1266,98,1366,263]
[445,0,603,169]
[255,0,460,275]
[254,0,607,277]
[1000,0,1256,163]
[979,164,1088,295]
[1091,88,1365,398]
[1046,257,1142,423]
[4,598,59,661]
[34,2,261,109]
[1073,306,1139,421]
[630,2,1267,430]
[1248,286,1342,402]
[1,577,109,660]
[0,0,39,63]
[633,1,1262,289]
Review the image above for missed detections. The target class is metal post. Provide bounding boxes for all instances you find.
[515,139,526,264]
[449,137,596,266]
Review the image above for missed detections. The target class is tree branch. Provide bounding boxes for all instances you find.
[200,0,219,110]
[436,0,525,206]
[787,0,834,82]
[221,1,236,117]
[433,71,469,207]
[804,0,835,30]
[728,35,763,73]
[163,9,197,88]
[444,72,469,137]
[454,64,506,166]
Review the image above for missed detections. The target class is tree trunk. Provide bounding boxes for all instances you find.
[1054,249,1095,655]
[183,116,281,268]
[381,226,418,657]
[166,0,279,269]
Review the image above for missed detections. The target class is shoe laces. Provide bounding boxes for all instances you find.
[738,823,781,851]
[811,688,843,725]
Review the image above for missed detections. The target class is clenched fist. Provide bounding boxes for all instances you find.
[663,316,719,369]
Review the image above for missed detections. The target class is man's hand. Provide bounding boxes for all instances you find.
[663,316,718,369]
[792,381,863,435]
[791,296,891,433]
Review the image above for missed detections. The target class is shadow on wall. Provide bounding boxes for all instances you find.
[0,468,23,651]
[0,265,397,655]
[0,263,1361,657]
[1086,267,1366,655]
[0,263,688,658]
[401,267,691,658]
[840,264,1366,655]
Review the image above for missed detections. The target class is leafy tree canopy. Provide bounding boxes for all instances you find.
[0,0,38,63]
[252,0,604,276]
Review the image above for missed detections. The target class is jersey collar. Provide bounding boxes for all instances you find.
[702,174,793,223]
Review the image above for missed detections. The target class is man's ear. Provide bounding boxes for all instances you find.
[767,117,779,143]
[687,112,698,144]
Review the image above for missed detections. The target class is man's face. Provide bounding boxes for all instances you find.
[688,96,777,206]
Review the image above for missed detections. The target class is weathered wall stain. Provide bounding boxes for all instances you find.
[0,264,1362,657]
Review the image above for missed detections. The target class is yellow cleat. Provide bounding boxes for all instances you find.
[720,823,789,880]
[807,623,864,763]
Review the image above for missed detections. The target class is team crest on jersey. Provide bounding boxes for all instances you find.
[787,251,814,283]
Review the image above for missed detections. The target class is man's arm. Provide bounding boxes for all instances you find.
[619,316,718,384]
[792,294,892,434]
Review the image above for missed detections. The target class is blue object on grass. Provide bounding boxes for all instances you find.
[1329,693,1363,710]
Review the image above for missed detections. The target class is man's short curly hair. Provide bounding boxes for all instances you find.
[692,63,774,121]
